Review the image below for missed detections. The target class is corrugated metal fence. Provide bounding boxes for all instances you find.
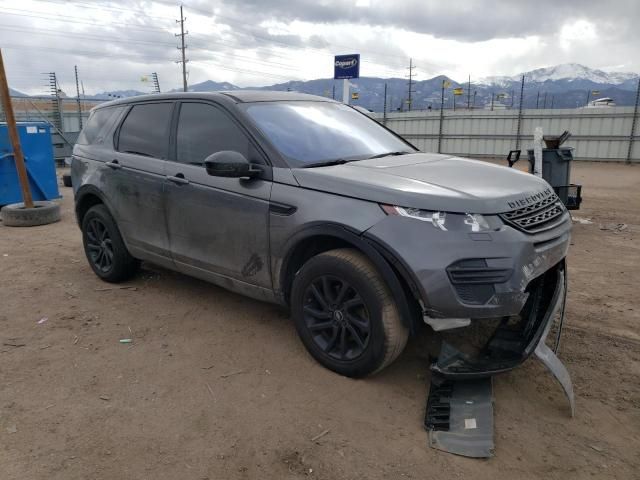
[377,107,639,163]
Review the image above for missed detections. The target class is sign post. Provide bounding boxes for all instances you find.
[334,54,360,105]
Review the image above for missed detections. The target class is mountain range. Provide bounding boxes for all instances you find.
[49,63,640,111]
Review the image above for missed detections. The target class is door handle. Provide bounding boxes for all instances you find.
[167,174,189,185]
[106,159,122,169]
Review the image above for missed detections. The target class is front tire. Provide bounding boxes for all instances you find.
[81,204,139,282]
[291,248,408,377]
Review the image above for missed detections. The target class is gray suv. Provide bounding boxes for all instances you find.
[72,91,571,378]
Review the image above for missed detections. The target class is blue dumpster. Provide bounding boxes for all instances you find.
[0,122,60,206]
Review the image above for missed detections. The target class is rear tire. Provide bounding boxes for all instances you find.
[291,248,408,377]
[81,204,139,282]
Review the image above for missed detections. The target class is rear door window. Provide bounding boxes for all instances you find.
[175,102,252,165]
[76,106,125,145]
[117,103,173,159]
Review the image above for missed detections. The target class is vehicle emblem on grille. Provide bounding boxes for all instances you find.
[507,188,553,209]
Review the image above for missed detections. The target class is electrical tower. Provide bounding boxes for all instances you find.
[175,5,189,92]
[74,66,82,129]
[406,58,416,111]
[151,72,161,93]
[48,72,62,130]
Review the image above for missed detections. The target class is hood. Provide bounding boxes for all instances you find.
[292,153,553,214]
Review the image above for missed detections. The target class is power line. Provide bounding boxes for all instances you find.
[3,4,435,91]
[0,24,176,47]
[176,5,189,92]
[1,6,413,80]
[36,0,174,21]
[189,61,296,82]
[0,21,320,78]
[0,8,172,33]
[1,44,172,64]
[178,2,442,71]
[23,0,439,78]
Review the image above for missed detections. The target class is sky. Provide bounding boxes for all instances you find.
[1,0,639,95]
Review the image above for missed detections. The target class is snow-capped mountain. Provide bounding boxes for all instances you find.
[480,63,638,86]
[24,63,638,111]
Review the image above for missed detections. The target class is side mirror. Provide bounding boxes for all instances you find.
[204,151,261,178]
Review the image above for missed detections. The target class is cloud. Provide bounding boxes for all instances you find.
[0,0,638,94]
[187,0,640,42]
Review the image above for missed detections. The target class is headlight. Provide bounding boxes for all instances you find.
[380,205,499,232]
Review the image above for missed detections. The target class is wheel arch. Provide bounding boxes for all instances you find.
[74,185,111,228]
[279,224,422,334]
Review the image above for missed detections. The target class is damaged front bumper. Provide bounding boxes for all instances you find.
[429,261,575,418]
[432,260,568,379]
[424,265,574,458]
[365,211,572,324]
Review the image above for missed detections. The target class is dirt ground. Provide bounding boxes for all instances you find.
[1,161,639,480]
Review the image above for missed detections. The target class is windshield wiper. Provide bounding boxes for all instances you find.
[367,151,412,159]
[303,158,352,168]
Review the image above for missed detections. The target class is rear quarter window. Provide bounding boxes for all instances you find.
[116,103,173,159]
[76,106,125,146]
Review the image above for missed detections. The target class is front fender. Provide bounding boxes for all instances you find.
[277,222,420,333]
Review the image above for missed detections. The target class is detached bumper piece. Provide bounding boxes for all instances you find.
[425,264,574,458]
[425,378,494,458]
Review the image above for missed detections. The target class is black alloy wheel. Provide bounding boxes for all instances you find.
[302,275,371,361]
[291,249,409,377]
[85,217,114,274]
[81,204,139,283]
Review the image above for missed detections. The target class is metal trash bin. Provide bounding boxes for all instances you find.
[526,147,581,209]
[524,130,582,210]
[0,122,60,207]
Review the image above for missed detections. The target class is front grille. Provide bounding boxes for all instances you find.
[500,194,566,233]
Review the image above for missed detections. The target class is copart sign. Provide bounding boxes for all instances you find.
[334,54,360,79]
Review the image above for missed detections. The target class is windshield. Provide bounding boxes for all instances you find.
[242,101,416,167]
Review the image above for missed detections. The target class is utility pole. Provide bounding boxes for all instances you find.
[536,90,540,109]
[515,75,525,150]
[585,89,591,106]
[74,65,82,129]
[0,49,33,208]
[467,74,471,109]
[437,79,445,153]
[490,92,494,111]
[151,72,161,93]
[550,95,554,108]
[382,82,388,125]
[626,78,640,164]
[175,5,188,92]
[406,58,416,111]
